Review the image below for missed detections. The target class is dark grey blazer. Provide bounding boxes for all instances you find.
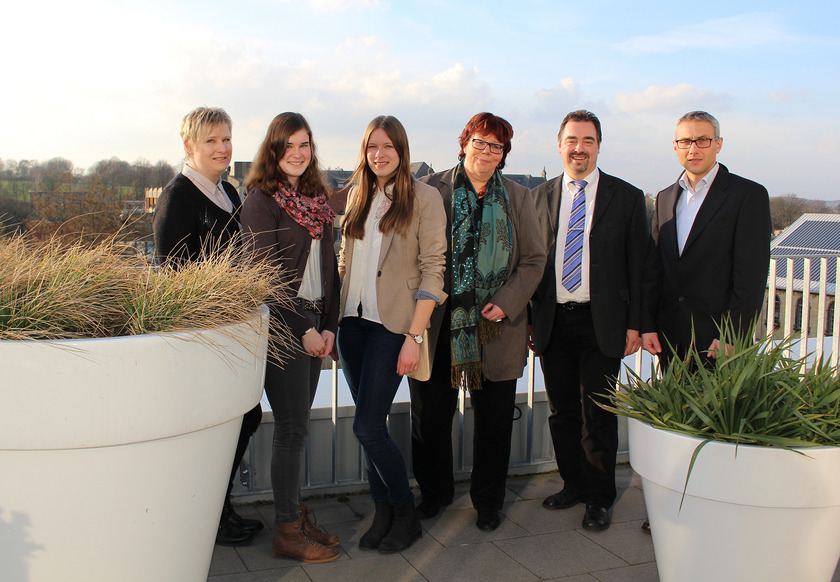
[642,164,771,351]
[420,167,546,382]
[530,170,648,359]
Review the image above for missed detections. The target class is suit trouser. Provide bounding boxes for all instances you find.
[227,404,262,500]
[539,304,619,508]
[409,327,517,511]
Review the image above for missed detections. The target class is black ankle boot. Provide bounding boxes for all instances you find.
[359,500,393,550]
[378,501,421,552]
[222,498,264,532]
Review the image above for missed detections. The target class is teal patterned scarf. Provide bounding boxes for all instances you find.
[450,160,512,391]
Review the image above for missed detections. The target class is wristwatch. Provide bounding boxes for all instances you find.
[407,333,424,345]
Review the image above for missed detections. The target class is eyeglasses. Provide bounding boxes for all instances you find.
[674,137,719,149]
[470,138,504,154]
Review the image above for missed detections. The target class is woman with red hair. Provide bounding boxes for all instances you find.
[407,112,546,532]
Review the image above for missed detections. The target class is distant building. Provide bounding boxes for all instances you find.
[503,173,547,189]
[145,188,162,213]
[760,213,840,336]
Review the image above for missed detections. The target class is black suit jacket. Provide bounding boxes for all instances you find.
[642,164,771,352]
[531,170,648,359]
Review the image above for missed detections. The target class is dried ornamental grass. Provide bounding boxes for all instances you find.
[0,234,297,361]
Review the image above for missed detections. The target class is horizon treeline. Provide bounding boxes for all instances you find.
[0,156,178,239]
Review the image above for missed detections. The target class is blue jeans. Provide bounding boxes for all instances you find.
[338,317,413,507]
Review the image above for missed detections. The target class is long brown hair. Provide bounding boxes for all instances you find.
[342,116,414,240]
[245,112,328,198]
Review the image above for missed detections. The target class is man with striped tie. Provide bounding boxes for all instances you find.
[530,110,648,530]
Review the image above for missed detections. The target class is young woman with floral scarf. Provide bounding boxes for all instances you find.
[407,112,546,533]
[338,115,447,553]
[241,112,340,563]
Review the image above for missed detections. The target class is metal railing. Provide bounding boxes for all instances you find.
[235,256,839,499]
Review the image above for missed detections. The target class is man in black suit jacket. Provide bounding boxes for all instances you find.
[530,110,648,530]
[641,111,771,363]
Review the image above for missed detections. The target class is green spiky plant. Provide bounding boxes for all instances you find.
[605,319,840,448]
[602,319,840,502]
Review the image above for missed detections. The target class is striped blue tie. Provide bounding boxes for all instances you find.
[561,180,587,292]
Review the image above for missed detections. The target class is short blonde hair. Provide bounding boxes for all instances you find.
[180,107,232,159]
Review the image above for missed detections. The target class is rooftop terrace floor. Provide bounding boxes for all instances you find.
[209,467,840,582]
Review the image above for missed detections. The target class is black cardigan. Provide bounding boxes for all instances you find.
[153,173,241,264]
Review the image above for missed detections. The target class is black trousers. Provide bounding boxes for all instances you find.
[409,327,517,511]
[539,304,619,508]
[226,403,263,500]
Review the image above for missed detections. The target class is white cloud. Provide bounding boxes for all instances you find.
[614,84,731,114]
[335,36,387,55]
[615,13,788,54]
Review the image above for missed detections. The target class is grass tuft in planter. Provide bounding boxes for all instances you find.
[0,233,296,360]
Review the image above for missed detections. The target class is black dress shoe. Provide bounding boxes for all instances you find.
[416,496,452,519]
[582,505,611,530]
[542,489,580,510]
[641,519,651,534]
[416,498,441,519]
[216,521,255,546]
[476,509,501,532]
[222,499,264,533]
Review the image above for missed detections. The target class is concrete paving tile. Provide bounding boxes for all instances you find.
[544,575,598,582]
[208,565,310,582]
[505,472,566,502]
[208,544,247,577]
[495,530,627,579]
[503,497,583,534]
[342,493,375,518]
[406,541,537,582]
[302,553,425,582]
[614,465,636,490]
[833,557,840,582]
[299,496,360,524]
[579,520,655,565]
[610,487,648,524]
[591,561,659,582]
[424,505,529,547]
[233,527,349,572]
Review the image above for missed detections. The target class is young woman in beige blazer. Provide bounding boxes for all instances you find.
[337,115,447,553]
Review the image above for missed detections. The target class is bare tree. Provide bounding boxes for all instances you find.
[770,194,807,232]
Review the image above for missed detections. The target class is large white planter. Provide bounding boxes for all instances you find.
[0,305,269,582]
[629,418,840,582]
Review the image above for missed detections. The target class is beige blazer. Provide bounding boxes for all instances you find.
[338,179,448,334]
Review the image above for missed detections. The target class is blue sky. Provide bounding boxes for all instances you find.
[3,0,839,198]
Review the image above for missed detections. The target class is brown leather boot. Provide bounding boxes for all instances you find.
[273,517,339,563]
[300,503,339,548]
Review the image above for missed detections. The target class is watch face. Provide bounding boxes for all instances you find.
[414,334,423,344]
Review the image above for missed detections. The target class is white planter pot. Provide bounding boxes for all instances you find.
[628,418,840,582]
[0,305,269,582]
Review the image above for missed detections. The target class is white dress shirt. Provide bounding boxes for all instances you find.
[676,163,720,255]
[342,186,390,323]
[297,238,323,301]
[555,168,600,303]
